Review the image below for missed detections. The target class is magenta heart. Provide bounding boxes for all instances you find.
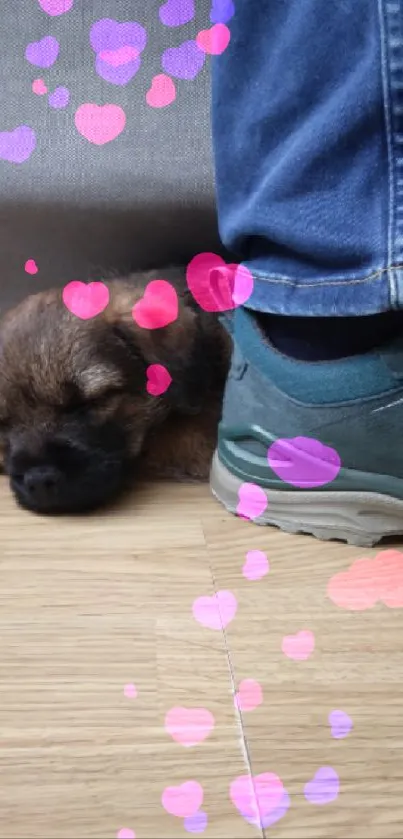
[146,364,172,397]
[267,436,341,488]
[62,281,109,320]
[25,35,59,67]
[132,280,178,329]
[0,126,36,164]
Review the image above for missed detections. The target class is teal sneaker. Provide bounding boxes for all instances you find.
[210,307,403,547]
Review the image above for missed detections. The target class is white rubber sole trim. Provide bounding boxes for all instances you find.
[210,451,403,547]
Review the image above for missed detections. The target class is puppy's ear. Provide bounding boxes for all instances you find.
[105,283,210,414]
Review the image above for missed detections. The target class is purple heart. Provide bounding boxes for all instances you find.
[159,0,195,27]
[304,767,340,805]
[184,811,208,834]
[329,710,353,739]
[0,126,36,163]
[210,0,235,24]
[241,790,290,829]
[95,54,141,85]
[90,18,147,54]
[267,436,341,489]
[48,86,70,109]
[25,35,59,68]
[38,0,73,15]
[161,40,205,80]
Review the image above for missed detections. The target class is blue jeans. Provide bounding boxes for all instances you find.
[211,0,403,316]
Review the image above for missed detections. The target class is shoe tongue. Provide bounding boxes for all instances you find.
[379,331,403,379]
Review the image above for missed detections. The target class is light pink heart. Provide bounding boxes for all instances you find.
[123,683,137,699]
[146,74,176,108]
[230,773,284,821]
[165,707,215,747]
[196,23,231,55]
[192,590,237,631]
[146,364,172,396]
[62,281,109,320]
[162,781,203,818]
[74,103,126,145]
[132,280,178,329]
[24,258,38,275]
[38,0,74,15]
[282,630,315,661]
[117,830,135,839]
[99,45,140,67]
[242,550,269,581]
[32,78,48,95]
[234,679,263,712]
[237,483,268,520]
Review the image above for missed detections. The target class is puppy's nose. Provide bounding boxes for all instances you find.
[21,464,63,505]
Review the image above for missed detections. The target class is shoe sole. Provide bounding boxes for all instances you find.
[210,451,403,547]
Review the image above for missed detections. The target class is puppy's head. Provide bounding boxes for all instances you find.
[0,277,210,514]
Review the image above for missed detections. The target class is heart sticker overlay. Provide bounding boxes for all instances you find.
[117,830,135,839]
[241,790,290,829]
[234,679,263,712]
[267,436,341,488]
[24,259,38,275]
[230,773,284,823]
[132,280,178,329]
[184,810,207,834]
[304,767,340,805]
[146,74,176,108]
[48,86,70,109]
[162,781,203,818]
[146,364,172,397]
[237,483,268,521]
[165,707,215,747]
[192,590,237,631]
[282,630,315,661]
[327,549,403,611]
[74,104,126,145]
[329,710,353,739]
[25,35,59,67]
[32,78,48,95]
[162,41,206,80]
[196,23,231,55]
[90,18,146,85]
[186,252,253,312]
[38,0,74,15]
[210,0,235,24]
[160,0,195,27]
[242,550,269,581]
[123,683,137,699]
[0,126,36,164]
[62,281,109,320]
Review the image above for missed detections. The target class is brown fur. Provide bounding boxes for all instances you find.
[0,267,231,511]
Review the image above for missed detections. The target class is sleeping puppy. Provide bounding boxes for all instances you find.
[0,267,231,514]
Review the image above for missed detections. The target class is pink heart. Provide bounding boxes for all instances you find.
[117,830,135,839]
[230,773,284,821]
[99,46,140,67]
[24,258,38,275]
[242,550,269,581]
[146,364,172,396]
[196,23,230,55]
[192,590,237,631]
[74,103,126,146]
[165,707,215,747]
[38,0,74,15]
[234,679,263,712]
[146,74,176,108]
[62,281,109,320]
[123,683,137,699]
[162,781,203,818]
[282,630,315,661]
[186,252,253,312]
[237,483,268,521]
[132,280,178,329]
[32,78,48,95]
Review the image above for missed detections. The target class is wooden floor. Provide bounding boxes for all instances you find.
[0,476,403,839]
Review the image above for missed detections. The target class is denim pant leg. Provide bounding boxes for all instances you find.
[211,0,403,316]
